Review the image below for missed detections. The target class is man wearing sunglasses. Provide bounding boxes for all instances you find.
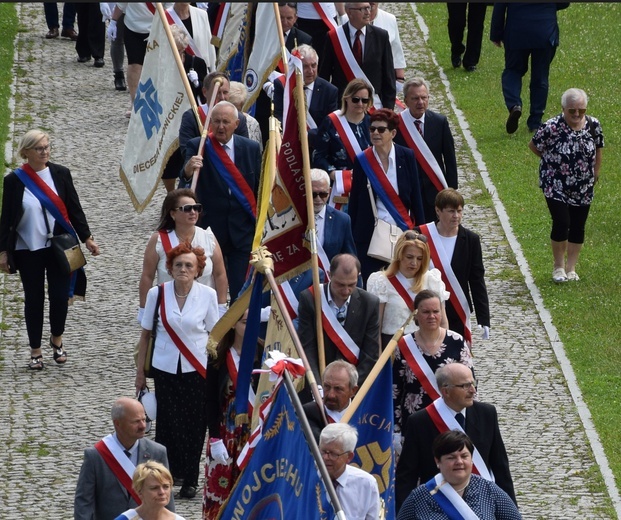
[319,2,395,109]
[396,363,516,512]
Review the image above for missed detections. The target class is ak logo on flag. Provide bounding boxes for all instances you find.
[347,361,396,519]
[218,382,334,520]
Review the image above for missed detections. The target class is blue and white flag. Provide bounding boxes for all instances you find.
[347,361,396,519]
[218,381,335,520]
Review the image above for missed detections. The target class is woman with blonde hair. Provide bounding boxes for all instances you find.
[367,230,449,348]
[114,461,185,519]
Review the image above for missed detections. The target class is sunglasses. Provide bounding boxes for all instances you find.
[370,125,389,134]
[175,204,203,213]
[312,191,330,199]
[567,108,586,116]
[403,231,427,243]
[350,96,370,104]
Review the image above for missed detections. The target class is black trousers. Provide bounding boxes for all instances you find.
[546,197,590,243]
[75,3,105,60]
[14,248,70,349]
[447,3,487,68]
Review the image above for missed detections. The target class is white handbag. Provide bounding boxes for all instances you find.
[366,182,401,263]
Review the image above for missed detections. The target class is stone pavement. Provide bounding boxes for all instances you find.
[0,3,614,519]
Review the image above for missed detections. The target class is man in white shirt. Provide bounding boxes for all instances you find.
[320,423,380,520]
[369,2,406,88]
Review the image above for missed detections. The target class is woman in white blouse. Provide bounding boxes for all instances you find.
[135,243,219,499]
[367,230,449,348]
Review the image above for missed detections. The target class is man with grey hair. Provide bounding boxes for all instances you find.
[319,423,380,519]
[395,77,458,223]
[74,397,174,519]
[183,100,262,301]
[303,360,359,441]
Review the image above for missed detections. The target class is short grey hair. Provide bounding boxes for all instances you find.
[296,43,318,64]
[403,77,430,98]
[169,25,189,52]
[320,423,358,452]
[310,168,330,186]
[213,100,239,120]
[435,364,452,388]
[111,399,127,421]
[323,360,358,389]
[228,81,248,112]
[561,88,588,108]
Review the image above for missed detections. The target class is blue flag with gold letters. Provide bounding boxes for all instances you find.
[217,381,335,519]
[348,361,396,519]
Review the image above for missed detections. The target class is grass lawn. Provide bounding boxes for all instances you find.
[414,0,621,492]
[0,3,18,171]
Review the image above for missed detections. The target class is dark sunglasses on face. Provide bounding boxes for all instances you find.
[370,125,389,134]
[312,191,330,199]
[175,204,203,213]
[567,108,586,116]
[350,96,370,104]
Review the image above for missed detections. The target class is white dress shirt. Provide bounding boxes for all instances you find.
[333,465,380,520]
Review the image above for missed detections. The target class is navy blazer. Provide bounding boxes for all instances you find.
[285,26,312,50]
[348,143,424,249]
[322,205,356,261]
[297,285,380,386]
[395,401,517,511]
[274,76,339,128]
[319,23,396,110]
[185,135,261,247]
[0,162,93,273]
[395,109,458,223]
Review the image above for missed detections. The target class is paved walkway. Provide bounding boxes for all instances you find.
[0,3,614,519]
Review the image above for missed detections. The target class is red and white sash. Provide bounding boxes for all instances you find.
[328,111,365,164]
[387,272,416,311]
[211,3,229,41]
[277,280,299,319]
[226,349,255,417]
[398,335,441,400]
[420,223,472,346]
[312,2,338,29]
[94,435,141,504]
[166,7,202,58]
[327,27,382,108]
[159,283,208,378]
[398,113,448,192]
[309,285,360,365]
[316,238,330,280]
[329,169,353,210]
[158,229,181,255]
[426,398,493,481]
[425,473,479,520]
[198,104,208,126]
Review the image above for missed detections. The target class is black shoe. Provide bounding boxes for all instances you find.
[77,56,91,63]
[506,105,522,134]
[114,71,127,91]
[451,54,462,68]
[464,64,477,72]
[94,58,105,68]
[175,485,197,499]
[46,28,59,39]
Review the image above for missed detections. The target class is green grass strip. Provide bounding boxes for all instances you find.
[0,3,18,171]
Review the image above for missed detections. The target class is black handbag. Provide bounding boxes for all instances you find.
[144,285,163,378]
[41,205,86,275]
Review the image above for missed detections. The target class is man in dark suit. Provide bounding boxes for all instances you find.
[395,363,516,512]
[396,77,458,223]
[319,2,395,109]
[303,360,359,442]
[183,101,261,301]
[274,44,339,149]
[298,253,380,388]
[74,397,174,519]
[490,3,569,133]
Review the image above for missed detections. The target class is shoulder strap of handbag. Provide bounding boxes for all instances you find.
[367,181,379,220]
[151,285,163,341]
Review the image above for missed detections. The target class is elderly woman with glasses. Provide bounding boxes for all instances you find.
[349,109,425,283]
[312,78,373,203]
[138,189,228,324]
[529,87,604,283]
[0,129,100,370]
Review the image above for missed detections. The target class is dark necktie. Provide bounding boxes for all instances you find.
[353,29,363,65]
[455,412,466,429]
[415,119,424,137]
[124,449,132,459]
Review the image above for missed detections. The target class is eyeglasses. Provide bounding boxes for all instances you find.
[370,126,389,134]
[175,204,203,213]
[312,191,330,199]
[320,449,349,460]
[350,96,370,104]
[445,381,477,390]
[33,145,51,154]
[567,108,586,116]
[349,6,371,12]
[278,2,297,8]
[403,231,427,243]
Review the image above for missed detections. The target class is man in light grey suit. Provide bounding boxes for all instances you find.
[74,397,174,519]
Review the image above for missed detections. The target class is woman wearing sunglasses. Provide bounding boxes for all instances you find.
[529,88,604,283]
[138,189,228,323]
[312,78,373,197]
[349,109,425,283]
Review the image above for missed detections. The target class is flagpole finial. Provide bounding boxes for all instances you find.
[250,246,274,274]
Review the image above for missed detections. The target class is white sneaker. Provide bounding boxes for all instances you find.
[552,267,568,283]
[566,271,580,281]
